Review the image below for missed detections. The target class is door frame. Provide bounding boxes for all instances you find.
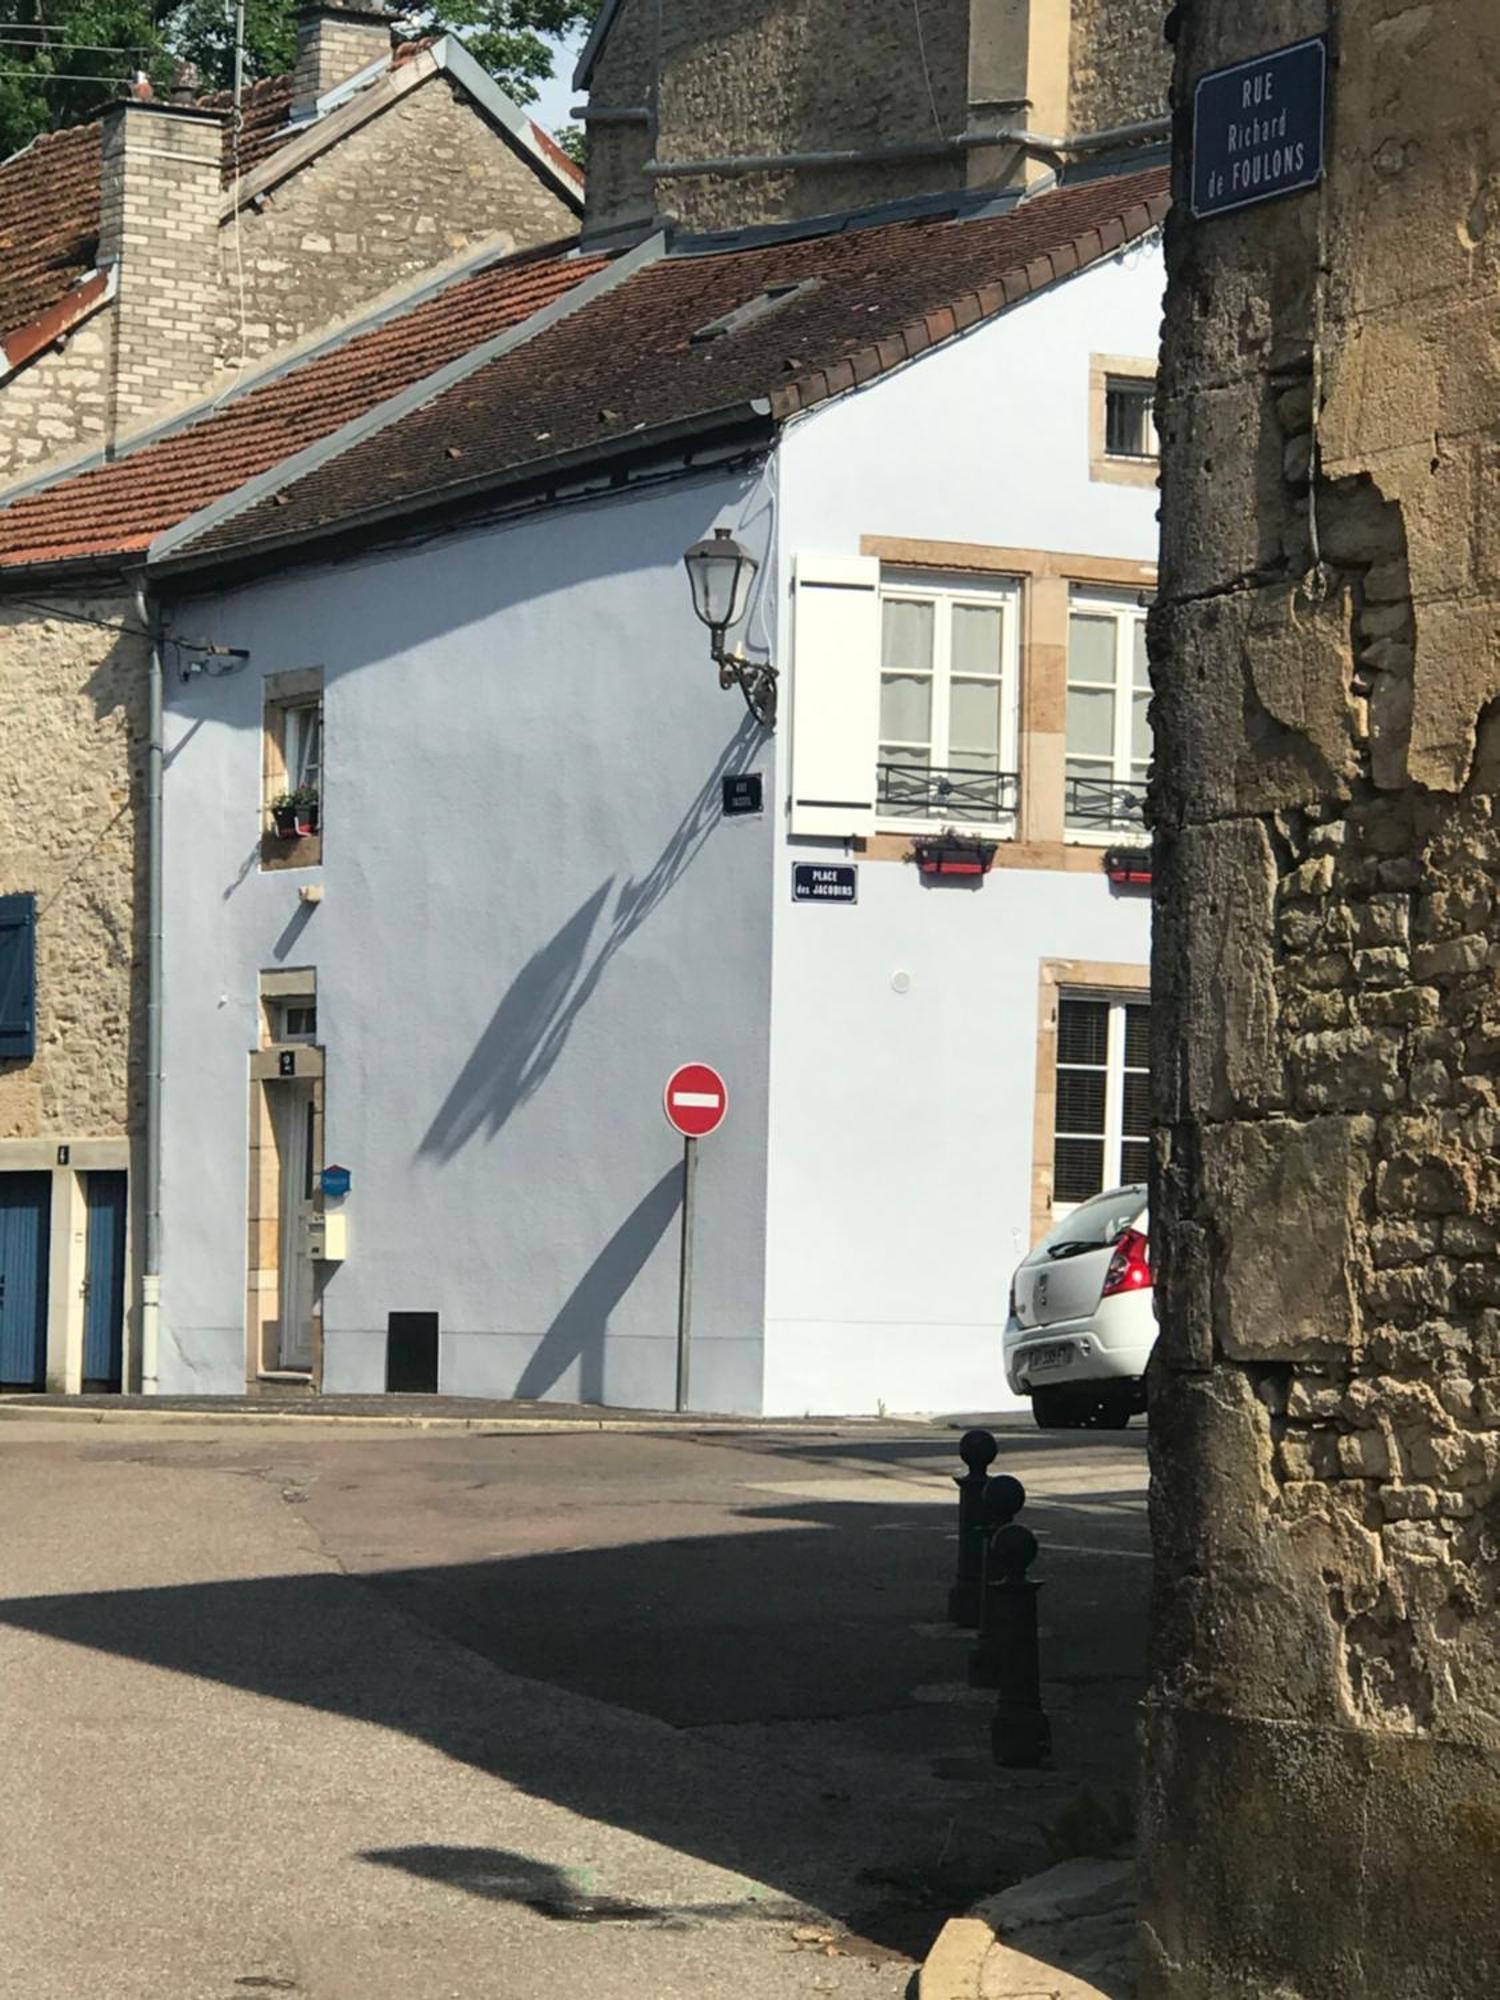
[0,1138,132,1392]
[246,1044,325,1387]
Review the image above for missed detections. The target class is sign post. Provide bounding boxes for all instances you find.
[664,1062,728,1413]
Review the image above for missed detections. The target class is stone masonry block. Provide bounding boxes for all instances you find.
[1201,1115,1374,1362]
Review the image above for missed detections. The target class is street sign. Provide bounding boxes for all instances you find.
[664,1061,728,1139]
[793,862,858,904]
[722,773,764,817]
[1191,36,1327,220]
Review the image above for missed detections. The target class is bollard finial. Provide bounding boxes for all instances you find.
[979,1473,1026,1533]
[990,1522,1039,1581]
[958,1428,999,1474]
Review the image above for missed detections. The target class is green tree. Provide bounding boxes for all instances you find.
[0,0,602,158]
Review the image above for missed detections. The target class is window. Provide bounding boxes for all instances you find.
[283,700,322,802]
[1089,355,1158,489]
[1052,994,1151,1208]
[262,670,324,866]
[0,892,36,1062]
[272,1000,317,1044]
[1104,378,1158,460]
[1066,592,1150,837]
[876,574,1020,827]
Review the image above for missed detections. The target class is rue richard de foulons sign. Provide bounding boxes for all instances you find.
[1192,36,1328,220]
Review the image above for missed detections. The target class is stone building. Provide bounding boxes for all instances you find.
[0,7,580,1392]
[573,0,1171,241]
[0,3,582,483]
[1145,2,1500,1993]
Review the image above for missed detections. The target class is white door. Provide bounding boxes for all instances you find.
[272,1081,316,1372]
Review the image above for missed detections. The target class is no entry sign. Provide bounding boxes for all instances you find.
[664,1062,728,1139]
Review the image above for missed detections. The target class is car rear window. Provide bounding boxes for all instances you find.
[1035,1186,1147,1259]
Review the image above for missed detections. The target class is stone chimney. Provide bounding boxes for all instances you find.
[292,1,396,119]
[98,101,225,437]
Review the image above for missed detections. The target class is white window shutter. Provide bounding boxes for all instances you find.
[790,554,881,838]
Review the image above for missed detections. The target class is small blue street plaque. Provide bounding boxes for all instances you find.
[793,863,858,905]
[1191,36,1327,220]
[321,1164,352,1200]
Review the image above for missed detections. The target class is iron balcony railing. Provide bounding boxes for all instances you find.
[876,762,1020,823]
[1065,775,1147,832]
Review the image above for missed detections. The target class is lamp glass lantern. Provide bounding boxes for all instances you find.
[684,526,758,635]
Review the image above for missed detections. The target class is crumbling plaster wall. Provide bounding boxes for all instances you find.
[1144,2,1500,1994]
[1068,0,1172,136]
[0,597,144,1140]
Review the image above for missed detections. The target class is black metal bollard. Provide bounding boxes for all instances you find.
[967,1474,1027,1680]
[948,1428,999,1625]
[987,1523,1052,1769]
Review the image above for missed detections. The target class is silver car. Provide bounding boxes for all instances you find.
[1003,1185,1154,1428]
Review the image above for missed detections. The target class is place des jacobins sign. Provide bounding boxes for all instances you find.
[1191,35,1328,219]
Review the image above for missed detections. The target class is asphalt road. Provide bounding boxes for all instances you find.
[0,1412,1149,1999]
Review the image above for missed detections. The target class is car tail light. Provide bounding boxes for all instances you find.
[1102,1227,1151,1299]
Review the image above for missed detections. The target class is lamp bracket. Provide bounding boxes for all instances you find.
[713,635,778,727]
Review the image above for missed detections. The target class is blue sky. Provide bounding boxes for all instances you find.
[530,29,587,134]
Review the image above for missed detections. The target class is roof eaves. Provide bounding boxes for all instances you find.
[772,189,1168,421]
[571,0,624,91]
[432,37,585,212]
[0,265,114,382]
[151,399,775,585]
[148,230,666,567]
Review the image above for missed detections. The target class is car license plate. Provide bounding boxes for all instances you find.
[1028,1343,1072,1373]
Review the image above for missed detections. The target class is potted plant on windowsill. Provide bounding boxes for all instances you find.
[269,787,319,839]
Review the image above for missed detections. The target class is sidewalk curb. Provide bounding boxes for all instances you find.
[918,1914,995,1999]
[0,1403,920,1436]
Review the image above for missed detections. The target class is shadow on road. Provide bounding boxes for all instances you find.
[0,1486,1148,1958]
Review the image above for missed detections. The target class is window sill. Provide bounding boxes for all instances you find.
[1064,827,1148,849]
[877,817,1018,840]
[261,830,323,871]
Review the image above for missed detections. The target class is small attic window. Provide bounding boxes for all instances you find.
[690,278,821,345]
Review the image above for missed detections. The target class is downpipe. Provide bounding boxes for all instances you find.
[135,578,163,1394]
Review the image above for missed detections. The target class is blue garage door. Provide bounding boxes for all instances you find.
[83,1172,128,1389]
[0,1173,50,1388]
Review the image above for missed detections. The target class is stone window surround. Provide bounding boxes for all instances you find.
[1029,958,1149,1248]
[858,537,1156,869]
[262,666,324,871]
[1089,353,1159,489]
[246,964,324,1389]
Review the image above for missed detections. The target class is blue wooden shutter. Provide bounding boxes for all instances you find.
[0,894,36,1061]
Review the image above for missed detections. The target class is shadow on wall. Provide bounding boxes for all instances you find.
[515,1162,682,1402]
[417,716,760,1163]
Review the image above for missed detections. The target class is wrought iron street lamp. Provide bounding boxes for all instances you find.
[682,526,778,725]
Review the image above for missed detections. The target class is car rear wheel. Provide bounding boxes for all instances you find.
[1032,1387,1083,1429]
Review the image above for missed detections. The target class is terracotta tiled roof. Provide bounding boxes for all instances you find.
[185,164,1170,564]
[0,124,102,344]
[528,119,584,190]
[0,79,302,346]
[0,242,599,568]
[0,163,1168,573]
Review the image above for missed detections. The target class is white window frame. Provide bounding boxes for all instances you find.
[1103,377,1159,461]
[1065,589,1151,846]
[283,698,322,799]
[875,569,1022,836]
[1052,990,1151,1217]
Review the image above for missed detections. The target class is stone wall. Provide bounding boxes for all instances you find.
[0,596,144,1141]
[1067,0,1170,136]
[582,0,1169,240]
[0,316,112,486]
[213,76,577,369]
[1144,2,1500,1994]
